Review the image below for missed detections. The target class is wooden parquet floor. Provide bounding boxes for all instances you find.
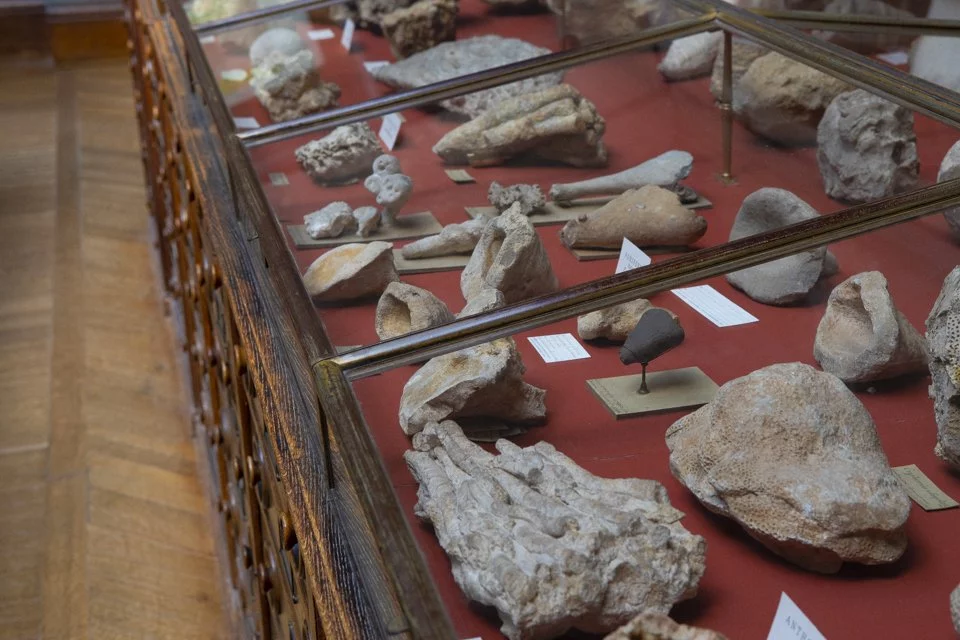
[0,59,229,639]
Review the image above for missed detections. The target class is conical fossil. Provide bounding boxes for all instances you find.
[550,150,693,204]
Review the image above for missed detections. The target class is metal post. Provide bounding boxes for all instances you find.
[718,30,735,184]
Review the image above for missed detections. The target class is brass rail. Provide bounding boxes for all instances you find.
[194,0,349,35]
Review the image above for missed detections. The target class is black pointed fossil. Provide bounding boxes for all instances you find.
[619,307,685,393]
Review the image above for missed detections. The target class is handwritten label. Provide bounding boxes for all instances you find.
[308,28,335,41]
[767,593,826,640]
[341,18,355,51]
[528,334,590,363]
[445,169,475,184]
[364,60,390,72]
[220,68,248,82]
[379,113,402,150]
[672,285,758,327]
[233,116,261,130]
[268,172,289,186]
[893,464,959,511]
[199,34,216,44]
[877,50,909,65]
[615,238,652,274]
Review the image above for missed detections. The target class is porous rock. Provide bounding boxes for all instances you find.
[925,267,960,470]
[405,420,706,639]
[666,362,911,573]
[381,0,457,59]
[814,271,928,383]
[725,188,832,305]
[250,50,341,122]
[401,218,487,259]
[816,89,918,203]
[398,339,546,436]
[353,205,381,237]
[658,32,723,81]
[710,37,766,100]
[488,181,546,215]
[295,123,381,185]
[559,185,707,250]
[364,155,413,225]
[815,0,916,53]
[461,204,559,305]
[248,27,306,67]
[734,52,851,146]
[371,36,564,117]
[433,84,607,168]
[578,299,654,343]
[304,201,356,239]
[375,281,454,340]
[937,139,960,238]
[302,241,398,302]
[356,0,416,26]
[951,584,960,634]
[620,308,685,366]
[604,613,727,640]
[550,150,693,204]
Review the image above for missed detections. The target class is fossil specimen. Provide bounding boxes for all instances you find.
[666,362,911,573]
[303,201,356,239]
[371,36,563,117]
[356,0,416,26]
[461,204,559,305]
[433,84,607,168]
[381,0,457,59]
[578,298,656,343]
[559,185,707,250]
[952,584,960,634]
[937,139,960,238]
[544,0,666,45]
[817,89,918,203]
[364,154,413,225]
[709,37,766,100]
[400,218,487,259]
[926,266,960,470]
[604,613,727,640]
[250,50,341,122]
[249,27,307,66]
[658,32,723,81]
[725,188,834,305]
[815,0,917,54]
[814,271,928,383]
[295,123,381,185]
[405,420,707,639]
[457,287,506,317]
[488,181,546,216]
[550,150,693,204]
[398,338,546,437]
[302,241,398,302]
[375,282,453,340]
[353,205,381,237]
[621,307,685,393]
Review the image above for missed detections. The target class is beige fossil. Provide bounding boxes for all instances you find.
[302,242,398,302]
[375,282,454,340]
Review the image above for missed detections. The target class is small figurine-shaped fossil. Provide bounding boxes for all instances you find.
[619,307,685,394]
[364,154,413,226]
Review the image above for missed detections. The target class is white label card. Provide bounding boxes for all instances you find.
[364,60,389,72]
[308,28,335,41]
[220,68,248,82]
[268,172,289,186]
[527,334,590,363]
[877,50,909,65]
[341,18,355,51]
[615,238,651,274]
[233,116,261,130]
[379,113,402,150]
[672,285,758,327]
[767,593,827,640]
[200,35,216,44]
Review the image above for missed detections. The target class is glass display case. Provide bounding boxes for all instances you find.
[123,0,960,637]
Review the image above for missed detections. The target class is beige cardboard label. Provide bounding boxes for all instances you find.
[268,172,289,186]
[892,464,959,511]
[445,169,475,184]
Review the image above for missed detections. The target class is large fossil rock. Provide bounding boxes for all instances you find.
[549,151,693,204]
[302,242,398,302]
[658,32,723,81]
[734,52,851,146]
[814,0,917,53]
[405,420,707,639]
[433,84,607,168]
[488,182,546,216]
[814,271,928,383]
[304,201,356,239]
[937,139,960,238]
[725,188,833,305]
[375,282,454,340]
[249,27,307,67]
[604,613,727,640]
[381,0,457,59]
[709,37,766,100]
[559,185,707,250]
[952,584,960,634]
[926,267,960,470]
[295,123,381,185]
[371,36,563,117]
[461,204,559,304]
[816,89,918,203]
[666,362,911,573]
[400,218,487,259]
[398,339,547,436]
[250,50,341,122]
[578,298,654,343]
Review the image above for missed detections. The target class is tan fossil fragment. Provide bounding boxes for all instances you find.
[578,299,671,343]
[302,242,398,302]
[926,266,960,470]
[400,218,487,259]
[549,150,693,204]
[375,282,454,340]
[604,613,727,640]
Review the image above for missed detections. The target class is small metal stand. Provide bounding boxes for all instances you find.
[718,31,736,185]
[638,362,649,394]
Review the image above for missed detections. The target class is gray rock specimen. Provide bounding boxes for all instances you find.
[401,218,487,259]
[249,27,307,67]
[405,420,707,639]
[658,32,723,82]
[375,282,454,340]
[381,0,457,59]
[544,0,665,45]
[734,52,850,146]
[814,0,916,53]
[937,139,960,238]
[304,201,357,239]
[559,185,707,250]
[353,205,381,237]
[578,299,655,343]
[910,0,960,93]
[302,241,398,302]
[725,188,833,305]
[550,150,693,204]
[488,181,546,216]
[816,89,918,203]
[457,287,506,318]
[433,84,608,168]
[952,584,960,634]
[814,271,928,383]
[356,0,416,26]
[364,154,413,225]
[604,613,727,640]
[620,308,685,366]
[398,339,546,436]
[295,123,381,185]
[666,362,911,573]
[371,36,564,118]
[250,50,341,122]
[461,204,559,305]
[710,37,766,100]
[925,267,960,470]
